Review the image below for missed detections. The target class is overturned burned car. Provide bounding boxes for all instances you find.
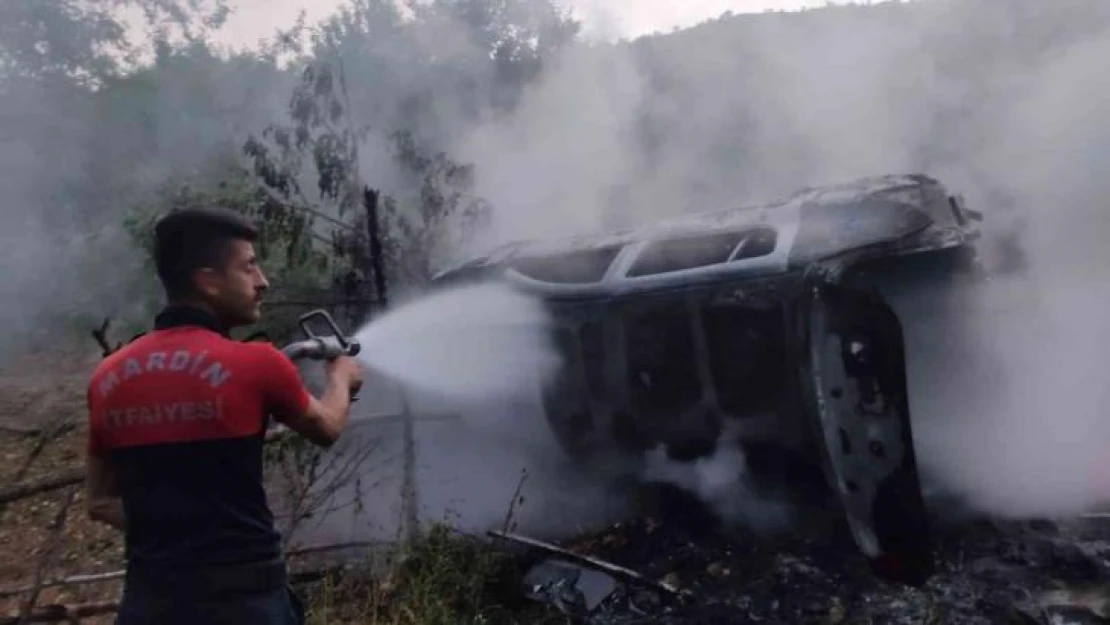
[431,174,984,586]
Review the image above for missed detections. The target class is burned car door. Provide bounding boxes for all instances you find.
[794,279,935,586]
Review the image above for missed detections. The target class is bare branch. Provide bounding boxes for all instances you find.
[0,423,51,438]
[286,541,378,558]
[12,419,77,483]
[257,184,361,235]
[0,602,119,625]
[0,468,84,506]
[0,571,123,599]
[0,564,351,624]
[90,318,119,357]
[501,469,529,533]
[17,486,81,622]
[0,542,376,599]
[487,530,684,597]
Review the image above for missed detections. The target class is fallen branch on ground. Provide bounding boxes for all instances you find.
[0,566,351,624]
[0,571,124,599]
[0,424,44,438]
[17,486,80,622]
[0,542,375,598]
[11,418,78,487]
[285,541,378,557]
[0,564,349,625]
[0,470,85,506]
[0,423,75,439]
[487,530,684,597]
[0,424,76,441]
[0,601,119,625]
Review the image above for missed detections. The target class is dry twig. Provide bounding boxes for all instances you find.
[500,469,529,533]
[488,530,684,597]
[0,564,349,625]
[0,541,377,599]
[0,601,119,625]
[17,486,81,623]
[0,470,85,506]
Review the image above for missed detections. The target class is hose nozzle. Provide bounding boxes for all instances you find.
[281,335,359,361]
[280,309,362,401]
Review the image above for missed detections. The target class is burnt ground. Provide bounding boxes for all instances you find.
[537,484,1110,625]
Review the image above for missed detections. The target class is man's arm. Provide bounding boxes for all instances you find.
[260,347,361,448]
[85,387,125,531]
[85,453,126,530]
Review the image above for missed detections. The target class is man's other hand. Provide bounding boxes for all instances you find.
[327,355,363,397]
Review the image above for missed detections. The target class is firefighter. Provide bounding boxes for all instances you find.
[85,207,363,624]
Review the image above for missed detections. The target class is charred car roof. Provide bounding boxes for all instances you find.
[433,173,982,298]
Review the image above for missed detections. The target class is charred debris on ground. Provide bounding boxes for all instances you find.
[285,482,1110,625]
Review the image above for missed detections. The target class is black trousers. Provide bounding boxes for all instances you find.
[114,559,305,625]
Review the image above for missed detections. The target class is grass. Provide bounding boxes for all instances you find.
[301,524,568,625]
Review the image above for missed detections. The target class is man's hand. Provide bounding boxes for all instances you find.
[272,353,364,448]
[327,355,363,398]
[86,454,126,531]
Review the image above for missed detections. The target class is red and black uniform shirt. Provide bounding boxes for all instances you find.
[86,306,310,569]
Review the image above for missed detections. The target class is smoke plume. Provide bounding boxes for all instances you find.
[447,0,1110,521]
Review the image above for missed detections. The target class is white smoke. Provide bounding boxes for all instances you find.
[447,0,1110,522]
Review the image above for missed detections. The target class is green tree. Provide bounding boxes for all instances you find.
[0,0,229,84]
[242,54,493,319]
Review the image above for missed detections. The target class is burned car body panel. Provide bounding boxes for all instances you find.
[794,281,934,584]
[438,174,978,296]
[432,174,982,585]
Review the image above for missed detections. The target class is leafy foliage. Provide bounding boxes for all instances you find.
[384,129,493,286]
[0,0,229,84]
[122,160,343,340]
[243,51,496,303]
[113,0,576,336]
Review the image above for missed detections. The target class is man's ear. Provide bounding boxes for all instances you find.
[192,267,221,298]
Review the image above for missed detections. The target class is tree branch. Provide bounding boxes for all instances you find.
[257,184,361,235]
[17,486,80,623]
[0,469,85,506]
[0,571,122,599]
[0,602,118,625]
[0,565,349,625]
[0,542,375,599]
[90,318,119,357]
[487,530,683,597]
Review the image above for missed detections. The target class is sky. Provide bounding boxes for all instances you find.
[212,0,866,49]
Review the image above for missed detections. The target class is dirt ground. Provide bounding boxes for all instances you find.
[0,347,124,623]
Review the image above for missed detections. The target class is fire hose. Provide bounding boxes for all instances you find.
[267,309,362,442]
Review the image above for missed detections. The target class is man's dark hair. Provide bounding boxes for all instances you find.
[153,208,259,301]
